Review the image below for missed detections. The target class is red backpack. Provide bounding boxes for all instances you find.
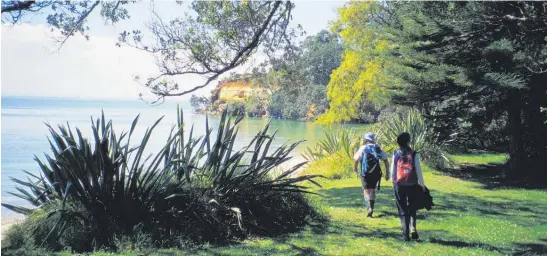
[396,150,418,185]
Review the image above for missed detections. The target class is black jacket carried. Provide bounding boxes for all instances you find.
[415,186,434,211]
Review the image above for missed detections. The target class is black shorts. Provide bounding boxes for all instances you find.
[360,171,381,190]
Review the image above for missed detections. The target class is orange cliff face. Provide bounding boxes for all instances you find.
[211,78,267,103]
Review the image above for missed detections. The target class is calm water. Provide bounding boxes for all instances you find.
[1,97,366,218]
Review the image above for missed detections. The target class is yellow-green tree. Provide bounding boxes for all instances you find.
[317,1,395,124]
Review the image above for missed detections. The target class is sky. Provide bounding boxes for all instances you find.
[1,1,345,101]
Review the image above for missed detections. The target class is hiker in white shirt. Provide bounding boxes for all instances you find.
[353,132,389,218]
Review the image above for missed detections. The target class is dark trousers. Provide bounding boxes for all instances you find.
[394,184,421,237]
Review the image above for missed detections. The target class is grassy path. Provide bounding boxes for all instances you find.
[54,155,547,255]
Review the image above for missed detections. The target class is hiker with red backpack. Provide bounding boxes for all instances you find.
[353,132,390,218]
[389,132,427,241]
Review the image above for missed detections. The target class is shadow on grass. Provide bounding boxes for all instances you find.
[444,163,546,190]
[511,242,547,256]
[180,184,546,255]
[319,185,541,221]
[191,243,322,256]
[320,186,547,254]
[427,237,502,253]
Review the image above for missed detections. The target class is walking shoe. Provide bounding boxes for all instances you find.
[403,235,410,242]
[411,232,419,240]
[367,208,373,218]
[402,230,410,241]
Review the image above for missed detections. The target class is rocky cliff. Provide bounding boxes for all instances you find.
[211,78,266,103]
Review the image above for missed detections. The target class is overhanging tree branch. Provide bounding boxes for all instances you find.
[1,1,36,13]
[120,1,298,104]
[53,1,101,50]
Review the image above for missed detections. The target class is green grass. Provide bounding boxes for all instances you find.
[451,154,509,166]
[5,154,547,256]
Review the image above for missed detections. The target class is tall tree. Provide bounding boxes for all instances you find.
[355,1,547,181]
[316,2,393,124]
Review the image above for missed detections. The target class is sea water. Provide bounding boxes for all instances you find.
[2,97,363,218]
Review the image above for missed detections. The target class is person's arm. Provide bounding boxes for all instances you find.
[353,147,362,175]
[376,149,390,180]
[415,153,426,189]
[383,158,390,181]
[379,151,390,180]
[390,154,397,182]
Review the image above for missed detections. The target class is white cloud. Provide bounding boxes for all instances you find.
[1,23,207,101]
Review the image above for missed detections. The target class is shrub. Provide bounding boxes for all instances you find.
[302,128,360,162]
[299,150,354,179]
[373,108,454,169]
[2,202,92,253]
[2,108,321,252]
[2,222,32,251]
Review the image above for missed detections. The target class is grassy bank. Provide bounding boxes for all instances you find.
[5,154,546,256]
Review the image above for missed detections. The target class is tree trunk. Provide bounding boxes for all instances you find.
[506,92,524,179]
[521,75,547,183]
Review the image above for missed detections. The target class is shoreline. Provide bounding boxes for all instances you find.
[1,214,24,237]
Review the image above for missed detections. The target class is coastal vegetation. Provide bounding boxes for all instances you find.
[1,109,321,252]
[2,0,546,255]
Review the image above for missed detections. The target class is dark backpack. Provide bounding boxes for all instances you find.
[360,144,381,176]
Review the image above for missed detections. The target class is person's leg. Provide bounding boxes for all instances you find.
[362,175,375,216]
[365,188,375,217]
[369,189,376,210]
[394,185,411,241]
[408,185,420,239]
[367,173,380,216]
[361,176,370,208]
[363,189,370,205]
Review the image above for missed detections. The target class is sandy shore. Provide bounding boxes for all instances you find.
[1,214,25,238]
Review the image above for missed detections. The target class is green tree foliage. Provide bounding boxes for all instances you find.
[300,30,345,86]
[244,95,265,117]
[344,1,547,180]
[190,94,210,111]
[253,30,343,120]
[1,1,131,44]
